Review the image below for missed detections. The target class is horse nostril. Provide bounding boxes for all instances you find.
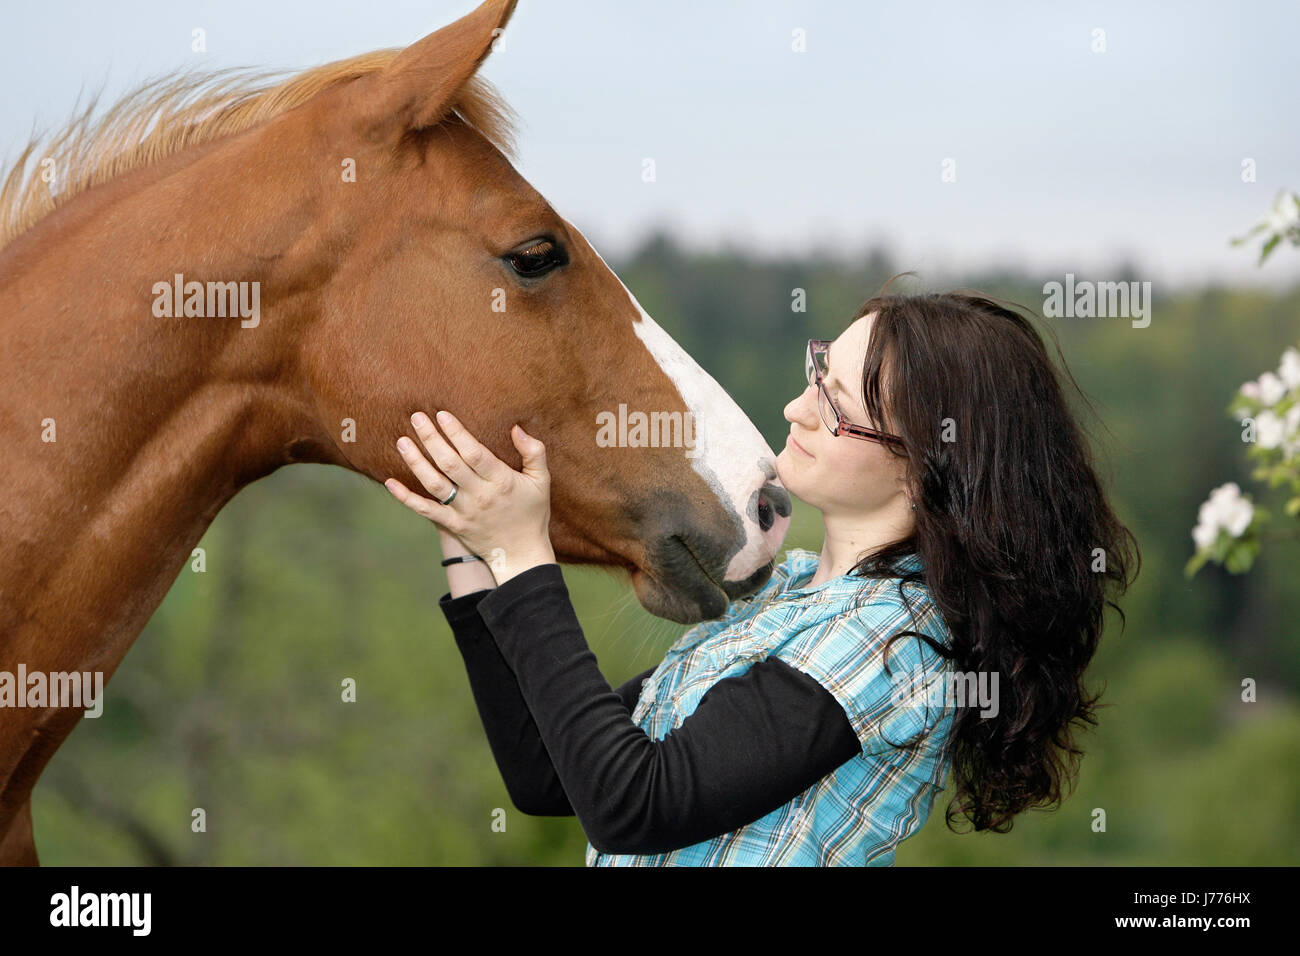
[756,483,791,532]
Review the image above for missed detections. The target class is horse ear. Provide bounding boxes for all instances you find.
[359,0,518,136]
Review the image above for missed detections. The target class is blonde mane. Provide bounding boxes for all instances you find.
[0,49,519,251]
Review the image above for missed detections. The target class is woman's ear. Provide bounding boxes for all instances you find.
[898,475,917,510]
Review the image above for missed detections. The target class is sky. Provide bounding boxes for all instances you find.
[1,0,1297,291]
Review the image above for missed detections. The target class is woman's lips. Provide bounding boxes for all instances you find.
[787,434,814,459]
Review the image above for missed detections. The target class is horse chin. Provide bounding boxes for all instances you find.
[629,567,729,625]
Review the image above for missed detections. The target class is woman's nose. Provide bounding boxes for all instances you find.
[785,384,817,423]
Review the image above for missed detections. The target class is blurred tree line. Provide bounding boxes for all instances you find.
[32,233,1300,864]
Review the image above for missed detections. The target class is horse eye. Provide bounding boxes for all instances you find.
[505,239,565,278]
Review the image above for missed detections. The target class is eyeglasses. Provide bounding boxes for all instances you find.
[805,339,906,449]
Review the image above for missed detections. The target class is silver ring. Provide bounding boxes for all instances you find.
[438,484,458,506]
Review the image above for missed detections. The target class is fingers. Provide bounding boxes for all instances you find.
[512,424,550,482]
[429,410,507,483]
[407,411,483,489]
[383,477,460,533]
[396,435,456,501]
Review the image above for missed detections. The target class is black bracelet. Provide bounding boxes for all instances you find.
[441,554,484,566]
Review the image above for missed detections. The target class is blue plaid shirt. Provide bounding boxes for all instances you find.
[586,547,955,866]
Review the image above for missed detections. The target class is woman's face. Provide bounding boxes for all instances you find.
[775,312,911,517]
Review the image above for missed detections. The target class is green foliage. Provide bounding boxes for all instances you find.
[902,638,1300,865]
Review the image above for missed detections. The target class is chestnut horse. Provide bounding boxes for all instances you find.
[0,0,791,864]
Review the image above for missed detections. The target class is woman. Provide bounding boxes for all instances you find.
[384,283,1138,866]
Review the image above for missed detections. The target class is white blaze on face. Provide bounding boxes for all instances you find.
[574,225,784,581]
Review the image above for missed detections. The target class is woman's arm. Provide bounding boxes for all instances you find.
[441,569,862,843]
[439,526,656,813]
[440,579,655,814]
[439,528,497,597]
[475,563,862,856]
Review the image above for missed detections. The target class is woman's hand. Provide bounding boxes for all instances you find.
[385,410,556,585]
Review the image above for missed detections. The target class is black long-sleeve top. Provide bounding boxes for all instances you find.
[438,562,862,856]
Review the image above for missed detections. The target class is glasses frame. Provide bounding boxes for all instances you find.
[806,339,906,449]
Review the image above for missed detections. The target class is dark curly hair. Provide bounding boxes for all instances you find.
[842,275,1139,834]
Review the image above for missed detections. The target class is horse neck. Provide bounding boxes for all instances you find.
[0,124,371,836]
[0,153,328,683]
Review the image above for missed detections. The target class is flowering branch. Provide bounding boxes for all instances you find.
[1230,189,1300,264]
[1186,346,1300,577]
[1188,188,1300,578]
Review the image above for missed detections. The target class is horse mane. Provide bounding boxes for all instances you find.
[0,49,519,252]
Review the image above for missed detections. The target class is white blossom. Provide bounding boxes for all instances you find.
[1278,347,1300,391]
[1192,520,1219,551]
[1193,482,1254,552]
[1256,371,1287,406]
[1257,409,1286,449]
[1265,192,1300,235]
[1285,405,1300,456]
